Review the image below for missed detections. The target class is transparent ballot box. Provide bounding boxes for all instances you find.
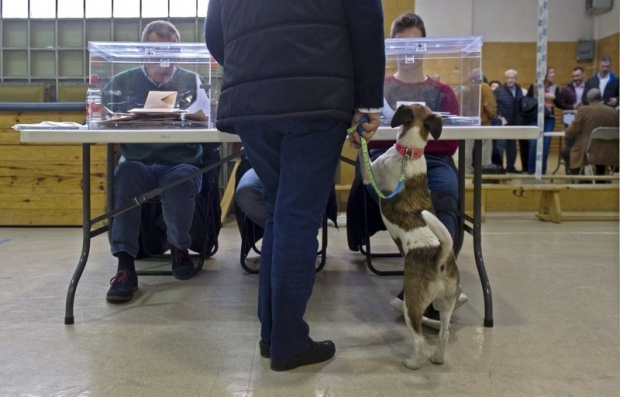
[383,36,483,126]
[88,41,213,128]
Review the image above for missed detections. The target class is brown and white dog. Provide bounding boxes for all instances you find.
[360,104,461,370]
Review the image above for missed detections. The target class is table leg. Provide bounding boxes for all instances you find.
[473,140,493,327]
[65,143,92,325]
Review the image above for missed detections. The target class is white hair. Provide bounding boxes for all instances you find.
[504,69,518,78]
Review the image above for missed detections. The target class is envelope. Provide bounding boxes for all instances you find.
[128,91,186,114]
[144,91,177,109]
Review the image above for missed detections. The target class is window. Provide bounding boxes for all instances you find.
[59,0,86,18]
[30,0,55,18]
[1,0,209,18]
[84,0,111,17]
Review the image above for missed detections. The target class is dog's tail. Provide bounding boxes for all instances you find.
[421,210,454,265]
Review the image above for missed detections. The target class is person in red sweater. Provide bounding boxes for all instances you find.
[369,12,468,327]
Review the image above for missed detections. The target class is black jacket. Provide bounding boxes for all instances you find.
[205,0,385,133]
[582,72,619,106]
[494,84,523,126]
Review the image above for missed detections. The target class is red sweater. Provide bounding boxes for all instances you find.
[374,75,460,156]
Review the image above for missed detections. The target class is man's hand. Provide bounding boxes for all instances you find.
[348,111,380,149]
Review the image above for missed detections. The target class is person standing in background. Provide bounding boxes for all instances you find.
[583,55,619,108]
[493,69,523,173]
[464,69,498,173]
[558,66,586,167]
[560,66,586,110]
[206,0,385,372]
[526,66,562,174]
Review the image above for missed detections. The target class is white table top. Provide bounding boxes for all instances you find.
[18,125,539,144]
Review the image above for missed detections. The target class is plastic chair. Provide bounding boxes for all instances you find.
[238,211,329,274]
[346,169,403,276]
[551,110,576,175]
[580,126,619,178]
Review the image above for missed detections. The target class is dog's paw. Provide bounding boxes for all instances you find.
[403,358,421,370]
[430,355,445,365]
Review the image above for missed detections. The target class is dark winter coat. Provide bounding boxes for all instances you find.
[205,0,385,133]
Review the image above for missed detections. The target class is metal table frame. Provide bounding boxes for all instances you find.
[18,126,538,327]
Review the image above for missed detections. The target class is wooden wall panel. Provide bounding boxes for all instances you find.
[0,160,106,178]
[0,110,108,226]
[383,0,416,38]
[597,32,620,72]
[482,34,619,91]
[0,209,86,226]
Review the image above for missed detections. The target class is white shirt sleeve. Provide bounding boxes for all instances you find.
[185,74,210,117]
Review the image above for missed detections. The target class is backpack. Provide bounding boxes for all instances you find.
[516,96,538,125]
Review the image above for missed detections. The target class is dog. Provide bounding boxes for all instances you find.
[359,104,461,369]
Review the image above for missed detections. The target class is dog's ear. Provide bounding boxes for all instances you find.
[424,113,443,141]
[391,105,414,128]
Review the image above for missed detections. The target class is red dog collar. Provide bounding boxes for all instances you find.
[394,142,424,159]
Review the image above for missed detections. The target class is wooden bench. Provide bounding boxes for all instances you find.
[466,173,619,184]
[466,183,619,223]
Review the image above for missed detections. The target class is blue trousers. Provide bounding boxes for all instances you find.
[236,118,347,360]
[110,161,202,257]
[527,118,555,174]
[367,151,459,242]
[235,168,267,228]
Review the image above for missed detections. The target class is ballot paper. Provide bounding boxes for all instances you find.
[13,121,85,130]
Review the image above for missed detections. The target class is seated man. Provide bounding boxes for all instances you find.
[104,20,212,303]
[561,88,619,175]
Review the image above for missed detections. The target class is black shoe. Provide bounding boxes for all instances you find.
[171,246,195,280]
[270,338,335,372]
[106,269,138,303]
[259,339,270,358]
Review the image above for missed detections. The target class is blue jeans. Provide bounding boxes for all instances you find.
[110,161,202,257]
[527,118,555,174]
[235,168,267,228]
[367,151,459,242]
[236,118,347,360]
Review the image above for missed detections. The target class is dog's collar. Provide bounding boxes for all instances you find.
[394,142,424,159]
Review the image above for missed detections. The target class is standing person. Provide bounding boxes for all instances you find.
[104,20,213,303]
[582,55,619,107]
[562,88,619,175]
[560,66,586,110]
[206,0,385,371]
[526,66,562,174]
[464,69,498,173]
[493,69,524,173]
[558,66,586,171]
